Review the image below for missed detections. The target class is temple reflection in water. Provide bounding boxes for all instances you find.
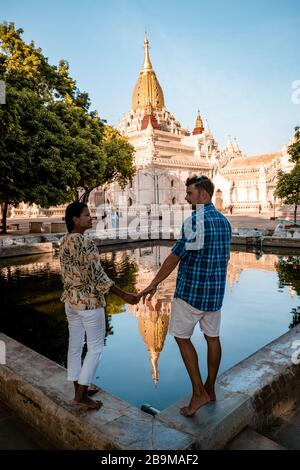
[124,245,298,383]
[0,244,299,384]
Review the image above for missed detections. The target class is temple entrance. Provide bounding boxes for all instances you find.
[215,189,223,211]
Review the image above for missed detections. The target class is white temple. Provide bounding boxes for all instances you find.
[90,36,293,214]
[6,36,295,220]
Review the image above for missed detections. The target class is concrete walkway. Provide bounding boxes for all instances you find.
[0,402,50,450]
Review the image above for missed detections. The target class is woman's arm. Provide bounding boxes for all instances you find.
[110,285,139,305]
[84,239,140,304]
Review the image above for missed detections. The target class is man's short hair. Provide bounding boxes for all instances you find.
[186,175,214,198]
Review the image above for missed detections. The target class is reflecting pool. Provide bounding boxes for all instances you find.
[0,241,299,410]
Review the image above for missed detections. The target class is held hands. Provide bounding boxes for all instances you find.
[140,284,157,303]
[111,285,140,305]
[124,292,141,305]
[122,283,158,305]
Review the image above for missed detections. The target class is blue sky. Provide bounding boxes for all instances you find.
[2,0,300,154]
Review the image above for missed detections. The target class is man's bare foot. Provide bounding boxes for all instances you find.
[204,382,216,401]
[72,397,103,410]
[180,391,210,417]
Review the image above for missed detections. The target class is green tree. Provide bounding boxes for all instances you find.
[275,127,300,223]
[0,22,79,232]
[288,126,300,164]
[0,22,76,100]
[48,102,135,203]
[0,86,77,233]
[275,165,300,223]
[0,22,135,232]
[102,126,136,190]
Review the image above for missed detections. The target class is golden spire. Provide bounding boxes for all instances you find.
[193,109,204,135]
[136,298,170,385]
[149,351,159,384]
[195,109,203,129]
[132,37,165,111]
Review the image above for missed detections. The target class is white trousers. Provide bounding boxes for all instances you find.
[65,303,106,386]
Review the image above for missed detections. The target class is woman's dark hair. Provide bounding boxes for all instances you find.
[65,202,88,233]
[186,175,214,198]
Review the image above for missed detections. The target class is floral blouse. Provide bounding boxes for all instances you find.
[59,233,114,310]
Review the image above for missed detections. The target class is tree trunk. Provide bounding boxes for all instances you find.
[294,204,298,224]
[1,201,8,234]
[80,190,91,204]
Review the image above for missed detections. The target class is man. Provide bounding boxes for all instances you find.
[141,176,232,417]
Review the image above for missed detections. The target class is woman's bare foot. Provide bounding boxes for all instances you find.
[87,385,101,396]
[73,381,100,397]
[72,397,103,410]
[73,384,103,410]
[180,391,210,417]
[204,382,216,401]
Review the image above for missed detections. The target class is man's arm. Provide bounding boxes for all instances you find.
[141,252,180,300]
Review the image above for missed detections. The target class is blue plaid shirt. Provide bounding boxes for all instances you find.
[171,203,232,311]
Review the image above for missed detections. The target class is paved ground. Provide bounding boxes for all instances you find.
[226,213,279,230]
[0,401,51,450]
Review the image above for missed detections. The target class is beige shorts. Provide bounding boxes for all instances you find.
[169,298,221,338]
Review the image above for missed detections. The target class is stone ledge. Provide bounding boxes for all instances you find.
[0,235,299,259]
[156,324,300,449]
[0,243,53,259]
[156,386,253,450]
[0,333,193,450]
[0,325,300,449]
[231,235,300,248]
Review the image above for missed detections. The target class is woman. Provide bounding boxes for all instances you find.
[60,202,139,410]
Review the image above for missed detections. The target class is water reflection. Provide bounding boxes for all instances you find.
[0,250,138,366]
[0,244,299,394]
[126,246,300,385]
[276,255,300,328]
[131,298,170,384]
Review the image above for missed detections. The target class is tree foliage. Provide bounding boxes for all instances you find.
[275,128,300,223]
[0,22,135,232]
[287,127,300,164]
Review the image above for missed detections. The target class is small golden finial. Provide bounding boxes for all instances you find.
[195,109,203,129]
[143,33,152,71]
